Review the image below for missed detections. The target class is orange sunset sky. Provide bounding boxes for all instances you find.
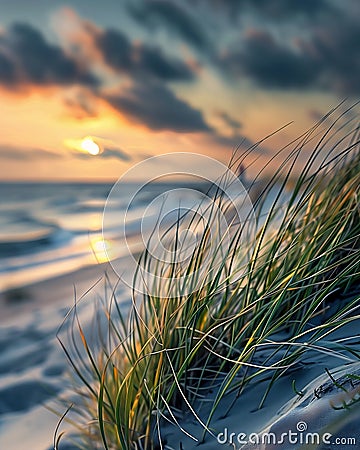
[0,0,359,181]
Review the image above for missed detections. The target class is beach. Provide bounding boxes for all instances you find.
[0,258,121,450]
[2,260,359,450]
[0,181,155,449]
[1,151,360,450]
[0,179,221,449]
[1,0,359,447]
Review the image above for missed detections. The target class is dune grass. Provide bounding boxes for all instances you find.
[55,104,360,449]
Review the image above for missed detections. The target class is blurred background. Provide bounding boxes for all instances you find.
[0,0,359,182]
[1,0,360,294]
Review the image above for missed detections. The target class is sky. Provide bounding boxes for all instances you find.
[0,0,359,181]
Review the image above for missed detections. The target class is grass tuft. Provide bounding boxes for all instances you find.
[55,104,360,449]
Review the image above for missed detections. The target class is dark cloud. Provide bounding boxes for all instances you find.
[250,0,331,16]
[137,45,194,81]
[101,147,132,161]
[220,18,360,96]
[216,111,242,131]
[190,0,333,21]
[0,23,99,88]
[104,82,210,132]
[221,30,317,90]
[96,28,194,81]
[242,0,332,19]
[0,146,62,160]
[0,52,16,84]
[95,29,132,72]
[303,20,360,95]
[128,0,210,51]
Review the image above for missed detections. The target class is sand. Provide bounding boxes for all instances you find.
[0,259,127,450]
[1,261,359,450]
[162,341,360,450]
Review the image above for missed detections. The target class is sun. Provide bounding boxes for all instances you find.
[90,236,113,263]
[81,137,100,156]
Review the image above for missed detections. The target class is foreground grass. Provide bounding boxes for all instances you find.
[56,105,360,449]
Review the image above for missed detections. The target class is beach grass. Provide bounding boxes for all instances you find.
[55,104,360,449]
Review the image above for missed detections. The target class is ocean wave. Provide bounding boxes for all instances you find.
[0,227,73,258]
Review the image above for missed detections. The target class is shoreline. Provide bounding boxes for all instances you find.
[0,259,122,325]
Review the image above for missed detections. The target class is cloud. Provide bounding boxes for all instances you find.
[65,136,132,161]
[212,131,256,152]
[0,23,99,88]
[104,82,210,132]
[247,0,333,20]
[128,0,210,52]
[0,52,16,84]
[63,90,99,119]
[54,11,199,135]
[221,30,317,90]
[189,0,333,21]
[73,146,131,162]
[53,8,195,83]
[216,111,242,132]
[0,146,62,160]
[219,18,360,97]
[244,0,332,18]
[95,28,195,82]
[100,147,132,161]
[49,10,204,132]
[302,19,360,95]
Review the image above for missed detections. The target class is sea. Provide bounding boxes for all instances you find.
[0,181,209,293]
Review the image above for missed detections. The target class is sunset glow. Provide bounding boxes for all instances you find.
[0,2,358,181]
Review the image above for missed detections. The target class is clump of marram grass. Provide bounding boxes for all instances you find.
[55,105,360,449]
